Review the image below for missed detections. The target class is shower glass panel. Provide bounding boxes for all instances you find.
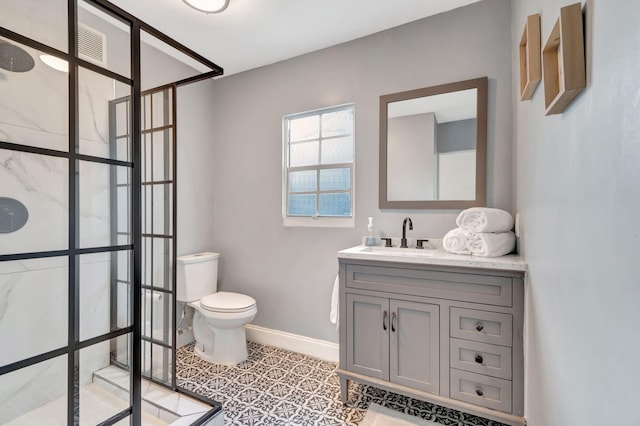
[78,0,131,78]
[0,356,67,424]
[0,257,68,366]
[78,160,132,248]
[78,67,132,160]
[79,336,131,425]
[0,149,69,254]
[79,251,132,341]
[140,86,176,387]
[0,37,68,152]
[0,0,68,53]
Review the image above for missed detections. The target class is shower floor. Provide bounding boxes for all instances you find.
[4,383,167,426]
[4,366,219,426]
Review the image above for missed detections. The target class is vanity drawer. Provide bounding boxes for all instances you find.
[450,308,512,347]
[345,265,513,307]
[450,338,512,380]
[450,369,512,413]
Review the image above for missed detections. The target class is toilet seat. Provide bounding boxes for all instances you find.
[200,291,256,314]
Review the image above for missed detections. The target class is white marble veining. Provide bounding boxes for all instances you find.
[0,150,69,255]
[340,241,526,272]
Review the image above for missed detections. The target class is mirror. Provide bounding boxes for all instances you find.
[379,77,487,209]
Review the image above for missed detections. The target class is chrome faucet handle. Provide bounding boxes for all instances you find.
[381,238,393,247]
[416,239,429,249]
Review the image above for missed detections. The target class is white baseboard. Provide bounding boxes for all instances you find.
[244,324,339,363]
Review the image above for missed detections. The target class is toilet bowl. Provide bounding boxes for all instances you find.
[177,252,257,365]
[190,292,257,365]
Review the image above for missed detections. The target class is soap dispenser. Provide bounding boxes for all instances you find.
[365,217,376,246]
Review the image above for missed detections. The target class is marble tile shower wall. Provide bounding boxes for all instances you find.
[0,57,128,423]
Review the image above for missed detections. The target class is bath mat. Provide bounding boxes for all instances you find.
[360,403,438,426]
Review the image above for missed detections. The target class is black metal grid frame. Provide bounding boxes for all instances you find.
[0,0,223,424]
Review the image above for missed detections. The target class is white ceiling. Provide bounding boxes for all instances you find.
[108,0,482,77]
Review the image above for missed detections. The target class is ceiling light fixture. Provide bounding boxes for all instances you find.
[183,0,230,14]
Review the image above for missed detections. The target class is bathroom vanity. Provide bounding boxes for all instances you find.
[337,244,526,426]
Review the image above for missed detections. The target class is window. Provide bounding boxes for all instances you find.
[283,104,355,227]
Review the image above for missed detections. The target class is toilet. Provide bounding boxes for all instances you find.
[177,252,257,365]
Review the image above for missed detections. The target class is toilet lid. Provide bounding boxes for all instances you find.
[200,292,256,313]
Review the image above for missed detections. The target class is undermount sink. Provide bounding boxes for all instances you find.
[353,245,435,257]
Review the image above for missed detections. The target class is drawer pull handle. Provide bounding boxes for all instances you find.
[475,354,483,364]
[475,322,484,332]
[391,311,396,332]
[475,388,484,397]
[383,310,387,331]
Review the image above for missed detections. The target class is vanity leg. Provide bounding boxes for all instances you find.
[339,377,350,403]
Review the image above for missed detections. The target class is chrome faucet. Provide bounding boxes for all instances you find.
[401,217,413,248]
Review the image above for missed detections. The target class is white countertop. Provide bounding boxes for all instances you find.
[338,242,527,272]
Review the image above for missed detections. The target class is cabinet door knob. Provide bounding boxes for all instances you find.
[383,310,387,331]
[475,354,483,364]
[391,311,396,332]
[475,322,484,332]
[475,388,484,397]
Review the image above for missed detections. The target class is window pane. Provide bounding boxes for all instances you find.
[321,136,353,164]
[289,141,319,167]
[322,108,353,137]
[289,115,319,142]
[320,168,351,191]
[319,193,351,217]
[288,194,316,216]
[289,170,317,193]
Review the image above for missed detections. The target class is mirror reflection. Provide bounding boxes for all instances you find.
[380,77,487,209]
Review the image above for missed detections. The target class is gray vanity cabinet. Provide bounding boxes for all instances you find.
[346,294,439,394]
[337,257,526,426]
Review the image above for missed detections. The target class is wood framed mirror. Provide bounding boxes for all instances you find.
[379,77,488,209]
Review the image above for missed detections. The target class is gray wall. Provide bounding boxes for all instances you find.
[176,79,218,256]
[184,0,513,343]
[511,1,640,424]
[437,119,476,153]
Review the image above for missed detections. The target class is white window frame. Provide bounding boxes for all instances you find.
[282,103,355,228]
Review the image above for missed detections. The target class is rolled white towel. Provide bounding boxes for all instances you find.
[443,228,471,255]
[467,231,516,257]
[456,207,514,233]
[330,274,339,330]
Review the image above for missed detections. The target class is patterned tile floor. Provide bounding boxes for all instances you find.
[176,341,508,426]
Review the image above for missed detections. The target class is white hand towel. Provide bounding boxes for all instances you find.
[456,208,514,233]
[467,231,516,257]
[443,228,471,255]
[330,274,339,330]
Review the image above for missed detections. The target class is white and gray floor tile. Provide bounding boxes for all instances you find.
[176,342,508,426]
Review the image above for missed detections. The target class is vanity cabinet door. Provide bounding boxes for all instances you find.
[390,300,440,394]
[346,293,390,380]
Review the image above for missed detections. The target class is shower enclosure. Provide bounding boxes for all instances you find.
[0,0,222,424]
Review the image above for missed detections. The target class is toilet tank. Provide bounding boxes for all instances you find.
[176,252,220,302]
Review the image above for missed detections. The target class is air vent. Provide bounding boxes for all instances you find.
[78,23,106,66]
